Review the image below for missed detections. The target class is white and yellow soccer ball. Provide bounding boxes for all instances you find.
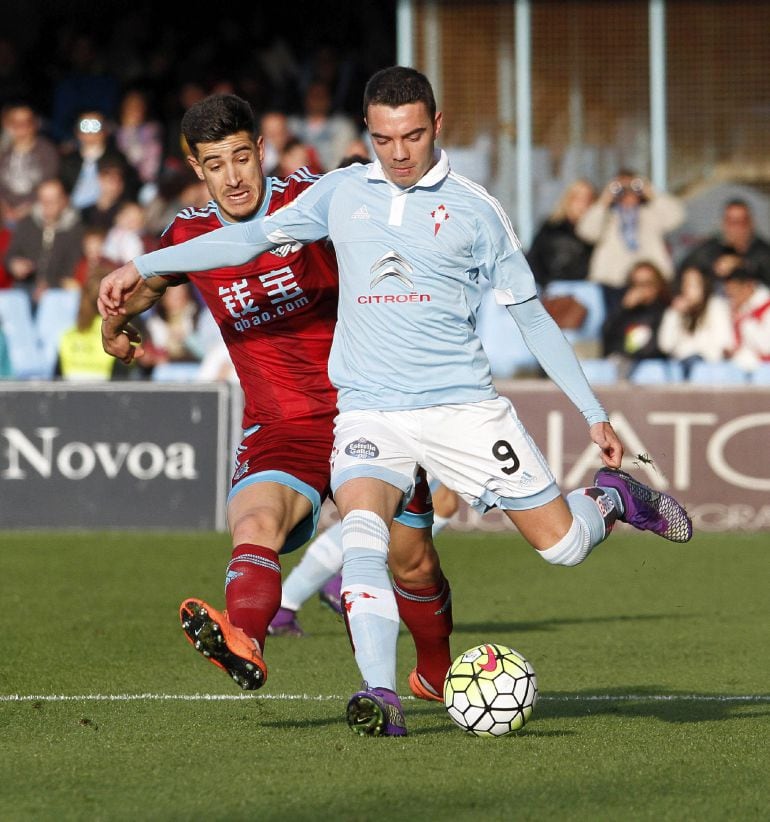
[443,643,538,736]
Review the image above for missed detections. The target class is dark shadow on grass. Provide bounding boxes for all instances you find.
[539,685,770,724]
[453,612,692,635]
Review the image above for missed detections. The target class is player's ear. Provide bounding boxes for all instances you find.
[434,111,443,139]
[256,135,265,166]
[187,154,206,182]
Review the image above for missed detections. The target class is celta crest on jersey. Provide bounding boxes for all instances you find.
[369,250,414,290]
[431,204,449,236]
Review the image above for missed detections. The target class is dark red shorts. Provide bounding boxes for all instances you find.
[229,417,335,552]
[228,420,435,551]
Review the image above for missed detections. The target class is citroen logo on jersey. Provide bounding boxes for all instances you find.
[369,250,414,290]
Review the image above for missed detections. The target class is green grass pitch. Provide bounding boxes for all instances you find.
[1,529,768,821]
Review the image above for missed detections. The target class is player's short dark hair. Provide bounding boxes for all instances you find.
[363,66,436,120]
[181,94,257,155]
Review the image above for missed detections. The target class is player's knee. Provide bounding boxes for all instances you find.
[537,517,591,566]
[229,505,290,550]
[432,486,460,519]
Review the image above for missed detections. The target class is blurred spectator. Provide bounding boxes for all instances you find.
[526,178,596,288]
[0,205,12,288]
[73,226,113,286]
[723,267,770,374]
[55,275,116,381]
[5,178,83,305]
[142,165,210,238]
[143,282,201,367]
[115,88,163,189]
[602,260,672,379]
[0,102,59,225]
[288,80,357,171]
[273,136,323,178]
[80,156,131,231]
[260,110,294,174]
[102,201,145,263]
[657,265,734,377]
[576,170,685,302]
[677,199,770,288]
[161,80,207,170]
[59,109,139,210]
[49,33,120,143]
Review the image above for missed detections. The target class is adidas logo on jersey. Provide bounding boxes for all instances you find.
[271,241,302,258]
[351,205,371,220]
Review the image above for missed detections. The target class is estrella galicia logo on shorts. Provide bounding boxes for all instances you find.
[344,438,380,459]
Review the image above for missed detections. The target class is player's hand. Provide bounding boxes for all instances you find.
[589,421,623,469]
[102,321,145,364]
[97,261,142,318]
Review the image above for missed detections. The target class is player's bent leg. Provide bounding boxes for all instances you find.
[225,482,314,651]
[507,492,613,567]
[389,522,452,701]
[180,598,267,690]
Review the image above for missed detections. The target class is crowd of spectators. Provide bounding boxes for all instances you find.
[0,18,769,385]
[0,19,386,380]
[516,174,770,384]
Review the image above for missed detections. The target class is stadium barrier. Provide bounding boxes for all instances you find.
[0,383,233,530]
[1,381,768,532]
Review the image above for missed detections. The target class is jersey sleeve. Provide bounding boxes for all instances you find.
[134,172,340,280]
[470,197,538,305]
[507,298,608,426]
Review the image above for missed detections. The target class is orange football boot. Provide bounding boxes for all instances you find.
[408,668,444,703]
[179,598,267,690]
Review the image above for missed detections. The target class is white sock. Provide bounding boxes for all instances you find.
[281,522,343,610]
[539,487,619,566]
[341,510,399,692]
[432,514,452,537]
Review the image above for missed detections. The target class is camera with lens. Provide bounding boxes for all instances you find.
[610,177,646,202]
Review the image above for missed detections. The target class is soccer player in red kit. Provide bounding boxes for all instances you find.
[101,94,452,710]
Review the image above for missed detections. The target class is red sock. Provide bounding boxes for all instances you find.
[393,574,453,692]
[224,544,281,651]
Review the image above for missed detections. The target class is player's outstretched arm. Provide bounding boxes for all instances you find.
[506,297,609,428]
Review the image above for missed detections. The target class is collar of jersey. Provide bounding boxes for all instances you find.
[366,149,449,192]
[213,176,274,226]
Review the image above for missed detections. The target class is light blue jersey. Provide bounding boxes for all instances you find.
[135,153,607,424]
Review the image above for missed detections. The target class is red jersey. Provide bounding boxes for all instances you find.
[160,171,339,427]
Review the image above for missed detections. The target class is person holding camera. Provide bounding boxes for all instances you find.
[576,169,685,311]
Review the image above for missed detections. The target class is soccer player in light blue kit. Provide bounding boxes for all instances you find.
[99,67,692,737]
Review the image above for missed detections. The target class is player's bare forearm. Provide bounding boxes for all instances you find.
[101,278,166,364]
[589,421,623,469]
[97,261,143,318]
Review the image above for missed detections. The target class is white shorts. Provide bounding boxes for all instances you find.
[330,398,560,513]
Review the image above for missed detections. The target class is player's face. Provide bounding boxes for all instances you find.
[366,102,442,189]
[188,131,265,223]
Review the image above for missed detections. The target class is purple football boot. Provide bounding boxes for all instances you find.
[346,685,407,737]
[318,573,344,615]
[594,468,693,543]
[267,607,305,638]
